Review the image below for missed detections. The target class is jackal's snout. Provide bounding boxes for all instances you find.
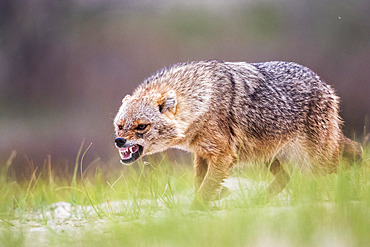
[115,137,127,148]
[115,137,144,165]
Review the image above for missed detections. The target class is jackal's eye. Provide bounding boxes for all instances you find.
[118,125,123,130]
[135,124,148,131]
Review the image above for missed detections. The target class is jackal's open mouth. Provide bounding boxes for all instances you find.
[118,144,143,165]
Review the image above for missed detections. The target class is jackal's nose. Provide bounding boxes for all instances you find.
[115,137,126,148]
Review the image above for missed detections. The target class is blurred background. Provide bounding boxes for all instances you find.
[1,0,369,178]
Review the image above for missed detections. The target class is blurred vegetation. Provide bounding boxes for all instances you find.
[0,0,369,176]
[0,145,369,246]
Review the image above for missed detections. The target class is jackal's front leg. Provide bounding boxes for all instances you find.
[191,155,233,209]
[194,154,208,192]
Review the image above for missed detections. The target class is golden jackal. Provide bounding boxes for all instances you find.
[113,60,362,208]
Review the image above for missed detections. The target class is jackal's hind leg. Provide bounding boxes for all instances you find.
[266,159,290,195]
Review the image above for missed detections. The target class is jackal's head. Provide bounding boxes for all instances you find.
[113,89,184,165]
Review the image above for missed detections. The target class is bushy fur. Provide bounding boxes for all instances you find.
[114,60,362,208]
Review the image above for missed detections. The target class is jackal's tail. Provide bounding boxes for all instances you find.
[341,135,363,164]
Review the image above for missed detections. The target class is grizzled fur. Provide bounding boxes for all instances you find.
[114,60,362,208]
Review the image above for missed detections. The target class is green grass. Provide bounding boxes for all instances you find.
[0,145,369,247]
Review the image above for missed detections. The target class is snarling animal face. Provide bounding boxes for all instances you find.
[113,90,182,165]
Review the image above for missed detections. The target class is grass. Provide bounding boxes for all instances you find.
[0,145,369,247]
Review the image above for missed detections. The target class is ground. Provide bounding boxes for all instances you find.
[1,149,370,247]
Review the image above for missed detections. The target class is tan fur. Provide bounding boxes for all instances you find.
[113,60,362,209]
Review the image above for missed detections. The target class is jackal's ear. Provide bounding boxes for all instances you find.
[158,90,177,114]
[122,94,131,103]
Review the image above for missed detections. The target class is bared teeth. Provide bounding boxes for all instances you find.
[118,145,140,160]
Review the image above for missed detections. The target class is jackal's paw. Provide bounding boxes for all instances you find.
[190,197,209,211]
[210,186,230,201]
